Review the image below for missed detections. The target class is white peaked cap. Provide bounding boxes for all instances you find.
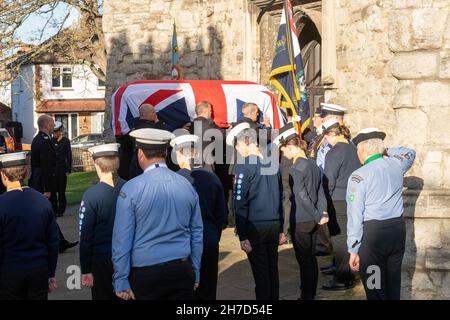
[54,121,63,131]
[170,134,199,148]
[352,128,386,146]
[226,122,250,146]
[88,143,120,159]
[0,151,29,168]
[130,128,175,146]
[320,103,347,112]
[321,118,340,132]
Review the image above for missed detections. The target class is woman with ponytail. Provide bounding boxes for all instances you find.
[321,120,361,291]
[79,143,125,300]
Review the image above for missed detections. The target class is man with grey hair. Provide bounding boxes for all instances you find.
[128,104,167,178]
[30,115,78,253]
[347,128,416,300]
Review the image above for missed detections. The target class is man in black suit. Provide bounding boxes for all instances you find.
[128,104,168,178]
[30,115,78,253]
[189,101,221,171]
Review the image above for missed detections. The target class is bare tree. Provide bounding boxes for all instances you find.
[0,0,105,82]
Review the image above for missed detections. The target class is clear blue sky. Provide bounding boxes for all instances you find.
[15,3,79,45]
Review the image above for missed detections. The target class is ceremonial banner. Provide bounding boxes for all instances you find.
[269,0,310,132]
[171,22,181,80]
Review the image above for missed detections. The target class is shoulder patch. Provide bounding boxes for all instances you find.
[351,175,364,183]
[119,191,127,199]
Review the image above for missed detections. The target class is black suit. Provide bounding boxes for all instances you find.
[30,131,67,244]
[189,116,219,171]
[30,131,56,193]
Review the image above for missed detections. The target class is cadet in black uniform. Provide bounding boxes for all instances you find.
[51,121,72,217]
[79,143,125,300]
[321,119,361,291]
[171,131,228,300]
[0,152,59,300]
[274,123,329,300]
[227,123,284,300]
[30,115,78,253]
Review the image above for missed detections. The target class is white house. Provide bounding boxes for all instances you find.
[11,61,105,143]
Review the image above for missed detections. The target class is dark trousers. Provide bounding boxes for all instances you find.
[50,167,67,215]
[91,259,118,300]
[129,259,195,300]
[291,221,319,300]
[247,223,280,300]
[315,224,333,255]
[330,200,355,285]
[195,244,219,300]
[0,268,48,300]
[359,217,406,300]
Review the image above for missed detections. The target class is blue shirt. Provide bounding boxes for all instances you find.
[346,147,416,254]
[316,142,331,173]
[112,163,203,292]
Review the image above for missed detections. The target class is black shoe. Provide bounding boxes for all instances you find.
[56,213,64,218]
[59,241,78,253]
[322,279,356,291]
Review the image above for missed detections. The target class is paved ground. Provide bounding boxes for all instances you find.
[50,206,366,300]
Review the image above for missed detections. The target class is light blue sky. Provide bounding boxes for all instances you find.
[15,3,79,44]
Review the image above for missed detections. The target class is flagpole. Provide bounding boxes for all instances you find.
[283,0,302,134]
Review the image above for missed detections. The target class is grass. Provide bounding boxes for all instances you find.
[66,171,98,206]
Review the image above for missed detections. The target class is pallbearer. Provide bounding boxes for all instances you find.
[226,123,284,300]
[347,128,416,300]
[112,128,203,300]
[79,143,125,300]
[171,130,228,300]
[0,152,59,300]
[274,123,329,300]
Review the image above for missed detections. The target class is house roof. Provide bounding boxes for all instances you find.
[36,99,105,113]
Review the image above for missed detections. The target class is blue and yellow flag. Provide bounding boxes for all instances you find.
[171,22,181,80]
[269,0,310,133]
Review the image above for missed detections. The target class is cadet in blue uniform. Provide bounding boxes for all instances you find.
[274,123,329,300]
[79,143,125,300]
[321,119,361,291]
[227,123,284,300]
[112,128,203,300]
[51,121,72,217]
[30,115,78,253]
[0,152,59,300]
[347,128,416,300]
[172,130,228,300]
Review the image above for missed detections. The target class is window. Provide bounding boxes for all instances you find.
[98,77,105,87]
[52,67,73,88]
[54,113,78,140]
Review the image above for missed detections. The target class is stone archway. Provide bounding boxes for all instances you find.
[295,8,324,114]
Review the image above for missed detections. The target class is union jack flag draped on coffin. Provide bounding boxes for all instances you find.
[111,80,285,135]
